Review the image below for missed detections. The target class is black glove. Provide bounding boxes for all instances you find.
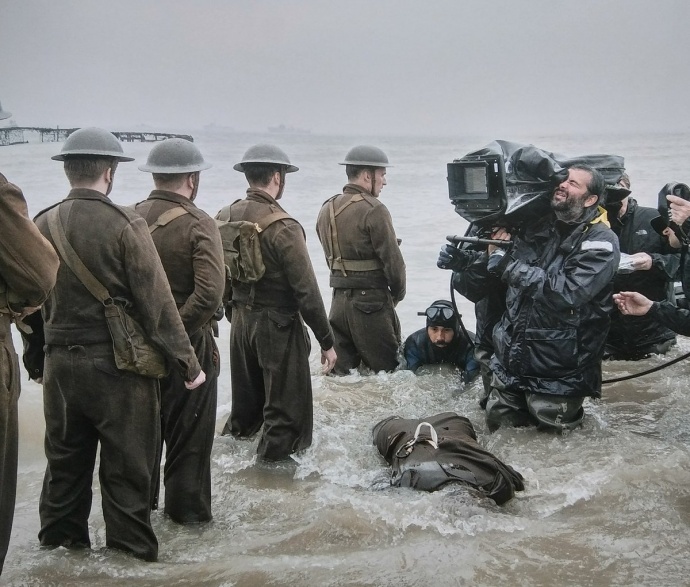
[437,244,474,271]
[487,250,511,276]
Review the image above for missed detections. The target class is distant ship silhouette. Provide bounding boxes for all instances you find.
[267,124,311,135]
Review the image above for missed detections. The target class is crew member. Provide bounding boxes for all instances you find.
[605,173,678,359]
[32,128,205,562]
[218,144,336,463]
[316,145,406,374]
[615,290,690,335]
[135,139,224,524]
[438,233,507,406]
[455,165,619,432]
[403,299,479,382]
[0,163,59,574]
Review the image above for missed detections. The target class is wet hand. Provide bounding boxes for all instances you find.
[487,228,511,255]
[185,370,206,390]
[613,291,653,316]
[321,347,337,374]
[667,195,690,226]
[630,252,652,271]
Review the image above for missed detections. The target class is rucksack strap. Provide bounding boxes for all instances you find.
[149,206,190,234]
[46,202,112,305]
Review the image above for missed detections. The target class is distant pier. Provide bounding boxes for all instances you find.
[0,127,193,147]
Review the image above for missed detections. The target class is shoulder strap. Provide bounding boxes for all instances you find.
[257,211,292,232]
[46,202,111,304]
[149,206,190,234]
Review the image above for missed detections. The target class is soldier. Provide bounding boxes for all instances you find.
[217,144,336,463]
[135,138,224,524]
[32,128,205,562]
[0,155,59,573]
[316,145,406,374]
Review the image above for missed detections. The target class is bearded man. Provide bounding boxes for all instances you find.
[456,165,620,432]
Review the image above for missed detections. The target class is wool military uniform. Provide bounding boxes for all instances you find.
[316,184,406,374]
[33,188,202,562]
[218,188,333,461]
[0,174,58,574]
[135,190,224,524]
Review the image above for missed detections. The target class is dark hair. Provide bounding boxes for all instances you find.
[567,164,606,203]
[346,164,382,182]
[152,172,189,191]
[244,163,281,187]
[64,156,117,185]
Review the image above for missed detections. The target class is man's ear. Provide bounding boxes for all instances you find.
[187,173,195,190]
[584,194,599,208]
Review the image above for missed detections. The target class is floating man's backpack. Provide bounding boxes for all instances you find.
[215,204,292,283]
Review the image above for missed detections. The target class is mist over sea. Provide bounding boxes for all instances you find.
[2,129,690,586]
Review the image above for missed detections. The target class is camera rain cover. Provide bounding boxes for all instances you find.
[454,140,626,227]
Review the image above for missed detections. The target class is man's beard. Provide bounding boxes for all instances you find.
[552,194,586,222]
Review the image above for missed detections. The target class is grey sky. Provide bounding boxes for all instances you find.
[1,0,689,136]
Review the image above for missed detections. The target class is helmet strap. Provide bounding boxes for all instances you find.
[276,167,286,200]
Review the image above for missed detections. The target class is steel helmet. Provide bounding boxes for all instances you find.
[0,100,11,121]
[139,138,211,173]
[339,145,390,167]
[51,127,134,162]
[233,144,298,173]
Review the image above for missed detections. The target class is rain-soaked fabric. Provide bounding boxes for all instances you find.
[485,374,585,433]
[373,412,524,504]
[329,287,400,374]
[225,305,313,461]
[39,343,160,561]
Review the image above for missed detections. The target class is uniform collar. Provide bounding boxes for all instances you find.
[343,183,377,198]
[147,189,194,207]
[246,187,287,211]
[66,188,110,202]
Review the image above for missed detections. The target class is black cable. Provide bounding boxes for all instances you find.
[602,350,690,384]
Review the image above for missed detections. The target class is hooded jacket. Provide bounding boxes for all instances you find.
[490,205,620,397]
[607,198,678,351]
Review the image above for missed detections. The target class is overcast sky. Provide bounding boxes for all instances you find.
[1,0,689,136]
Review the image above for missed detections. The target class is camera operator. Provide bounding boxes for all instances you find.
[604,174,679,360]
[442,165,620,432]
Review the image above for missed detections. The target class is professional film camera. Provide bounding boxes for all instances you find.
[446,140,627,247]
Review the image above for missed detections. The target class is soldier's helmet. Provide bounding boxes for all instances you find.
[51,127,134,162]
[339,145,391,167]
[139,138,211,173]
[233,144,298,173]
[0,100,12,121]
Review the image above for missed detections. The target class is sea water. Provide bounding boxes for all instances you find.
[2,130,690,586]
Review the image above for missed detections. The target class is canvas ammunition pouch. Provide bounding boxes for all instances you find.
[215,204,292,284]
[47,203,168,379]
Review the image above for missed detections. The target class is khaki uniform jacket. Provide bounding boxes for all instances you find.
[315,184,406,303]
[217,188,333,350]
[35,188,201,380]
[0,173,59,324]
[134,190,224,336]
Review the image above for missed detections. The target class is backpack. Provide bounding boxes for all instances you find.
[215,205,292,284]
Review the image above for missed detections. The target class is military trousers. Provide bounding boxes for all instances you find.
[0,323,19,575]
[39,343,160,561]
[154,326,218,524]
[329,288,400,375]
[225,305,313,461]
[485,374,585,433]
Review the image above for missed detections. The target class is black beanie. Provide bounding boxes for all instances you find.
[425,300,457,330]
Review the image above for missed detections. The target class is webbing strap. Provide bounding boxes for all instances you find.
[327,193,380,276]
[149,206,189,234]
[46,203,111,305]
